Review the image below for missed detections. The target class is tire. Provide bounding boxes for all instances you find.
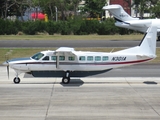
[62,77,70,84]
[13,77,20,84]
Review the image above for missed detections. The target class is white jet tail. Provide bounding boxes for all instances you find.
[103,4,139,22]
[139,25,157,56]
[115,24,157,57]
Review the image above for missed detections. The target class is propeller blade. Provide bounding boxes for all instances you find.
[7,65,9,79]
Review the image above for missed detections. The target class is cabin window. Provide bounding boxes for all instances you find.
[68,56,75,61]
[43,56,49,61]
[79,56,85,61]
[51,56,65,61]
[31,52,44,60]
[59,56,65,61]
[87,56,93,61]
[102,56,109,61]
[95,56,101,61]
[51,56,57,61]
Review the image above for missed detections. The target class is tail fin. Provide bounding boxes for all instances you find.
[115,24,157,57]
[103,4,139,22]
[139,25,157,56]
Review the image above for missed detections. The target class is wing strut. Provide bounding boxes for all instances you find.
[56,54,59,69]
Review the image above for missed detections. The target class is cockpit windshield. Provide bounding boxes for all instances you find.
[31,52,44,60]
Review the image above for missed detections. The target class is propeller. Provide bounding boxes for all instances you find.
[6,61,9,79]
[3,56,9,79]
[4,52,12,79]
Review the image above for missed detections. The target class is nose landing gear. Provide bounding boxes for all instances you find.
[13,71,21,84]
[13,77,20,84]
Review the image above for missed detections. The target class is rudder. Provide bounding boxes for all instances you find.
[139,25,157,56]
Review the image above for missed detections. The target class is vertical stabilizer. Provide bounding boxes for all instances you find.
[114,23,157,57]
[103,4,139,22]
[139,25,157,56]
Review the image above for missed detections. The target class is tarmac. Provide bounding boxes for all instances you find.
[0,66,160,120]
[0,39,160,48]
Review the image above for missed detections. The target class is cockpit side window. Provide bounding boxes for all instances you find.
[31,52,44,60]
[42,56,49,61]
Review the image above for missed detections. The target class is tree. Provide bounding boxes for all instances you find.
[0,0,29,20]
[70,0,82,16]
[151,1,160,18]
[4,0,16,19]
[15,0,29,21]
[38,0,82,20]
[81,0,106,18]
[38,0,55,20]
[38,0,70,20]
[132,0,151,18]
[0,0,5,18]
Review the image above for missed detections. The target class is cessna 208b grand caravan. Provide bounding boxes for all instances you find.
[103,4,160,40]
[3,25,157,84]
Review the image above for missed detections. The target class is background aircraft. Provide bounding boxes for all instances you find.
[103,4,160,40]
[3,25,157,84]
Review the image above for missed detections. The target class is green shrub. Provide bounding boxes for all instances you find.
[69,18,83,35]
[22,20,46,35]
[45,21,60,35]
[0,19,5,34]
[3,20,18,35]
[0,18,139,35]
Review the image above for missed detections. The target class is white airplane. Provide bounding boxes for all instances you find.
[2,24,157,84]
[102,4,160,40]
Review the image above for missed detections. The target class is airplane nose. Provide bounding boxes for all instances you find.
[2,61,9,66]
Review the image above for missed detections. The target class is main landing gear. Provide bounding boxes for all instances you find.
[62,71,70,84]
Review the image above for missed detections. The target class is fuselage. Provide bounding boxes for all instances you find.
[6,50,153,74]
[115,19,160,35]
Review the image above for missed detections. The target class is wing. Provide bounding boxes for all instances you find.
[54,47,76,69]
[55,47,75,53]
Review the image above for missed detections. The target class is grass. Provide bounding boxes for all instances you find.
[0,47,160,65]
[0,34,144,40]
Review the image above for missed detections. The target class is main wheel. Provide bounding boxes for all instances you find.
[62,77,70,84]
[13,77,20,84]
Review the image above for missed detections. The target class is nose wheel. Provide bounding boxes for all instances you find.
[13,77,20,84]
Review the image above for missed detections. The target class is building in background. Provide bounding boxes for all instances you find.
[110,0,131,15]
